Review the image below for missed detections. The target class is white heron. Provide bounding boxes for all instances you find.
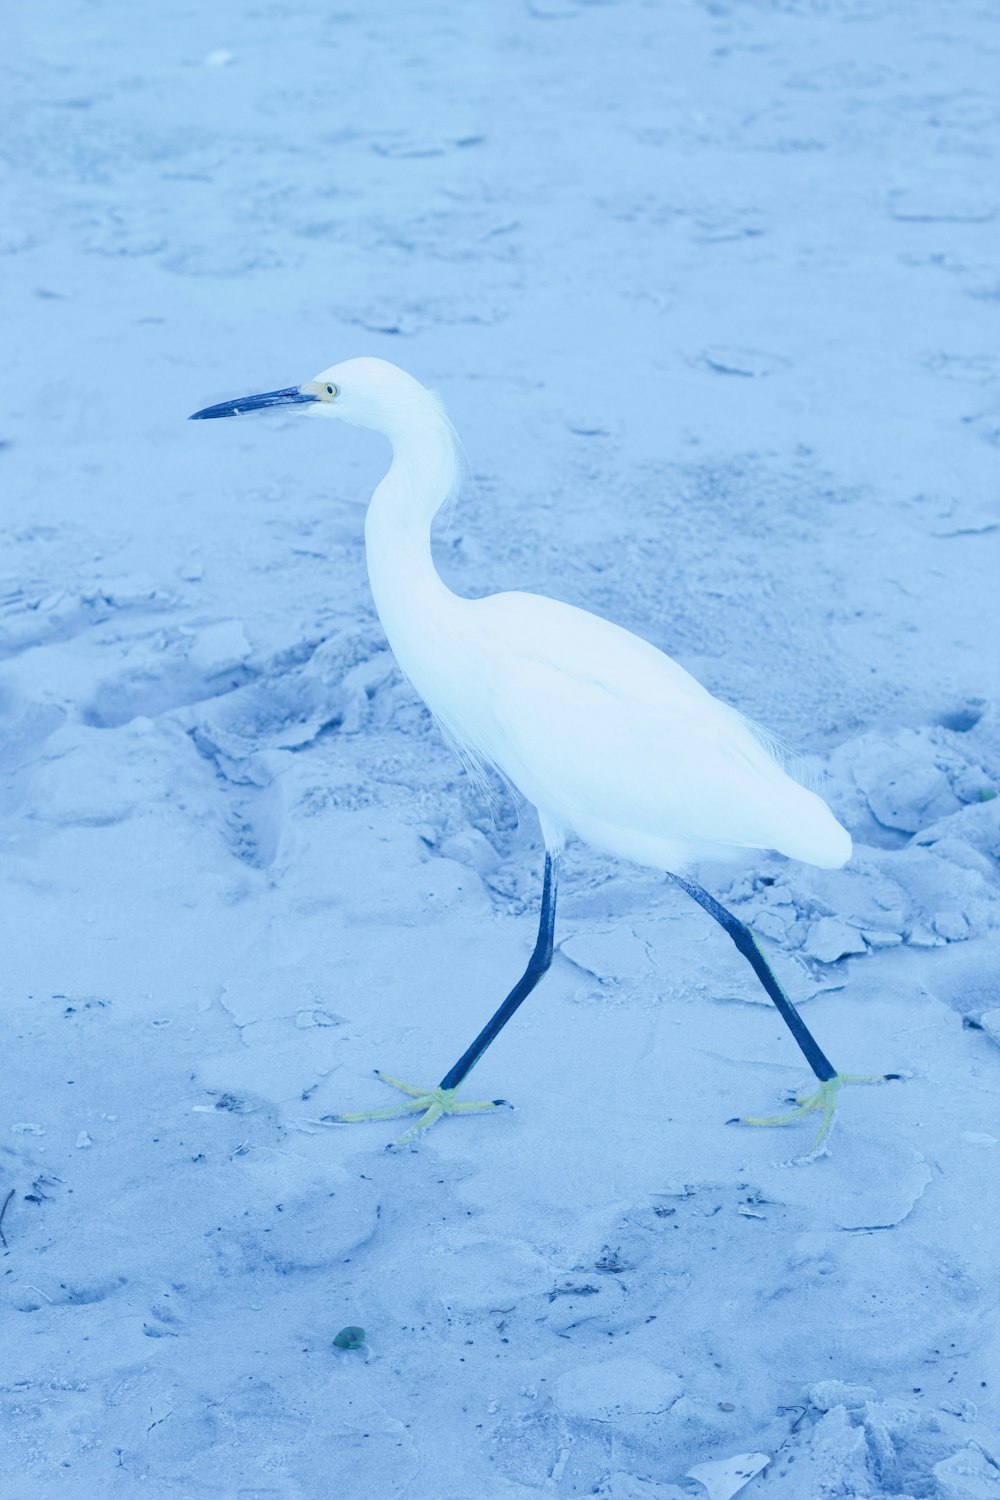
[191,358,890,1151]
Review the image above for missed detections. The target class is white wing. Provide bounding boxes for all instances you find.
[461,591,848,865]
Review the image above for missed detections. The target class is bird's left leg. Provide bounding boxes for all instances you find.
[669,873,895,1151]
[326,847,560,1148]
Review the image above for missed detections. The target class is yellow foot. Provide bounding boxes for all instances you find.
[738,1072,898,1154]
[324,1070,509,1149]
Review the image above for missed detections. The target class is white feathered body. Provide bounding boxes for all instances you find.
[329,357,851,876]
[444,590,849,871]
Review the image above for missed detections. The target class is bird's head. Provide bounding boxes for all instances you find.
[189,356,435,441]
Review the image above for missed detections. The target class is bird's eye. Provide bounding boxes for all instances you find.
[326,384,337,397]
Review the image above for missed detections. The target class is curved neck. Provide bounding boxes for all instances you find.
[363,404,465,685]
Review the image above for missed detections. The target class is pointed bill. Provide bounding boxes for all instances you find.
[189,386,318,420]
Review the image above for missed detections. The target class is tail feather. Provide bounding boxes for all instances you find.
[775,785,852,869]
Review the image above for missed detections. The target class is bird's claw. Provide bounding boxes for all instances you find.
[325,1070,509,1149]
[738,1071,897,1153]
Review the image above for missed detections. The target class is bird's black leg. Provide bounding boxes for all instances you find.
[669,872,896,1149]
[328,850,561,1144]
[437,847,560,1092]
[669,872,837,1082]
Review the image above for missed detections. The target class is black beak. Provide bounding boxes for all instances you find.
[189,387,317,420]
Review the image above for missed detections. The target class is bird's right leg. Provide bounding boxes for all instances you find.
[326,848,561,1148]
[669,873,895,1151]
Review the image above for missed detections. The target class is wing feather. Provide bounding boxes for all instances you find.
[466,592,799,850]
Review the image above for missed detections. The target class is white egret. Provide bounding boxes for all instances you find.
[191,359,890,1151]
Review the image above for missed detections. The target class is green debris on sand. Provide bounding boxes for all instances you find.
[333,1326,366,1351]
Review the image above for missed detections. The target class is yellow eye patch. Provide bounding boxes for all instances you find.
[300,379,339,402]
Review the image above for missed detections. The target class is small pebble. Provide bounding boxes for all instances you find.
[809,1379,877,1411]
[752,910,787,942]
[978,1010,1000,1046]
[862,929,903,948]
[804,917,867,963]
[906,925,945,948]
[932,911,970,942]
